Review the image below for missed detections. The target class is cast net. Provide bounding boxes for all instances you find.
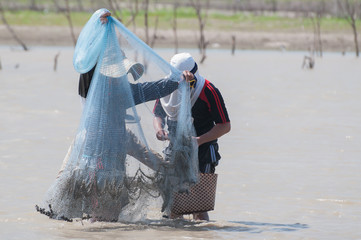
[37,9,198,222]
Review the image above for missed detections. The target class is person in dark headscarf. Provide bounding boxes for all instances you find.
[153,53,231,221]
[58,10,196,176]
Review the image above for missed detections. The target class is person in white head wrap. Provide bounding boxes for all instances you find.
[153,53,231,221]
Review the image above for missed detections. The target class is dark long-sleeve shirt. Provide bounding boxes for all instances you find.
[78,65,178,106]
[130,79,178,106]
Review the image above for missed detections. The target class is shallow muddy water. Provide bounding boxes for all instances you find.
[0,46,360,239]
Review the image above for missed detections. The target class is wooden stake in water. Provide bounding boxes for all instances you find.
[231,35,236,55]
[54,52,60,72]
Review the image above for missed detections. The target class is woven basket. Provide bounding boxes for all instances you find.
[171,173,218,215]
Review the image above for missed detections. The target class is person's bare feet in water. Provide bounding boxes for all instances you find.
[193,212,209,221]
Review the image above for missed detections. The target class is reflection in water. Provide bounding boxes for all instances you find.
[229,221,308,233]
[71,219,308,234]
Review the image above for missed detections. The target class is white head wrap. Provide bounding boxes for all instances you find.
[160,53,205,120]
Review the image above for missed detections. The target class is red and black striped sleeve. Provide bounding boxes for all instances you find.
[204,81,230,124]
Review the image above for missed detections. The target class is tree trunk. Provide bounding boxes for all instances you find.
[126,0,139,30]
[316,17,323,57]
[108,0,122,22]
[144,0,149,45]
[53,0,76,46]
[311,17,317,53]
[64,0,77,46]
[54,52,61,72]
[231,35,236,55]
[351,22,359,57]
[90,0,96,11]
[191,0,209,63]
[337,0,360,57]
[76,0,84,12]
[150,16,159,48]
[30,0,38,11]
[271,0,277,12]
[172,2,179,54]
[0,3,28,51]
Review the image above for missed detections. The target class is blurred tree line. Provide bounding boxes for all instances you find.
[1,0,359,17]
[0,0,360,59]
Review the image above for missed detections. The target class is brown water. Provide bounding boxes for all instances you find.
[0,47,360,239]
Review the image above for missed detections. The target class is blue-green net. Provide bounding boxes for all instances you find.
[39,9,198,222]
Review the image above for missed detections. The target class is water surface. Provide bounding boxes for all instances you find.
[0,47,360,239]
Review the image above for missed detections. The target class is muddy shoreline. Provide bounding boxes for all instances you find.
[0,25,355,52]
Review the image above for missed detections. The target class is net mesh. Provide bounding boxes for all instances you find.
[38,9,198,222]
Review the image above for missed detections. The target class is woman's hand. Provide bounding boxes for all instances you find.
[182,70,195,82]
[100,11,111,24]
[156,129,169,141]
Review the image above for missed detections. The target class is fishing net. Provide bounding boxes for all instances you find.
[37,9,198,222]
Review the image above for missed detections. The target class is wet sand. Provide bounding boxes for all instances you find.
[0,25,356,52]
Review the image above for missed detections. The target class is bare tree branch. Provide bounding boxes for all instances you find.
[231,35,236,55]
[142,0,160,48]
[190,0,210,63]
[310,15,323,57]
[304,1,325,58]
[270,0,278,12]
[126,0,139,30]
[54,52,61,72]
[150,16,159,48]
[338,0,360,57]
[144,0,150,45]
[172,1,179,54]
[315,1,324,57]
[76,0,84,12]
[52,0,77,46]
[108,0,122,22]
[90,0,96,11]
[52,0,62,13]
[0,2,28,51]
[29,0,39,11]
[64,0,77,46]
